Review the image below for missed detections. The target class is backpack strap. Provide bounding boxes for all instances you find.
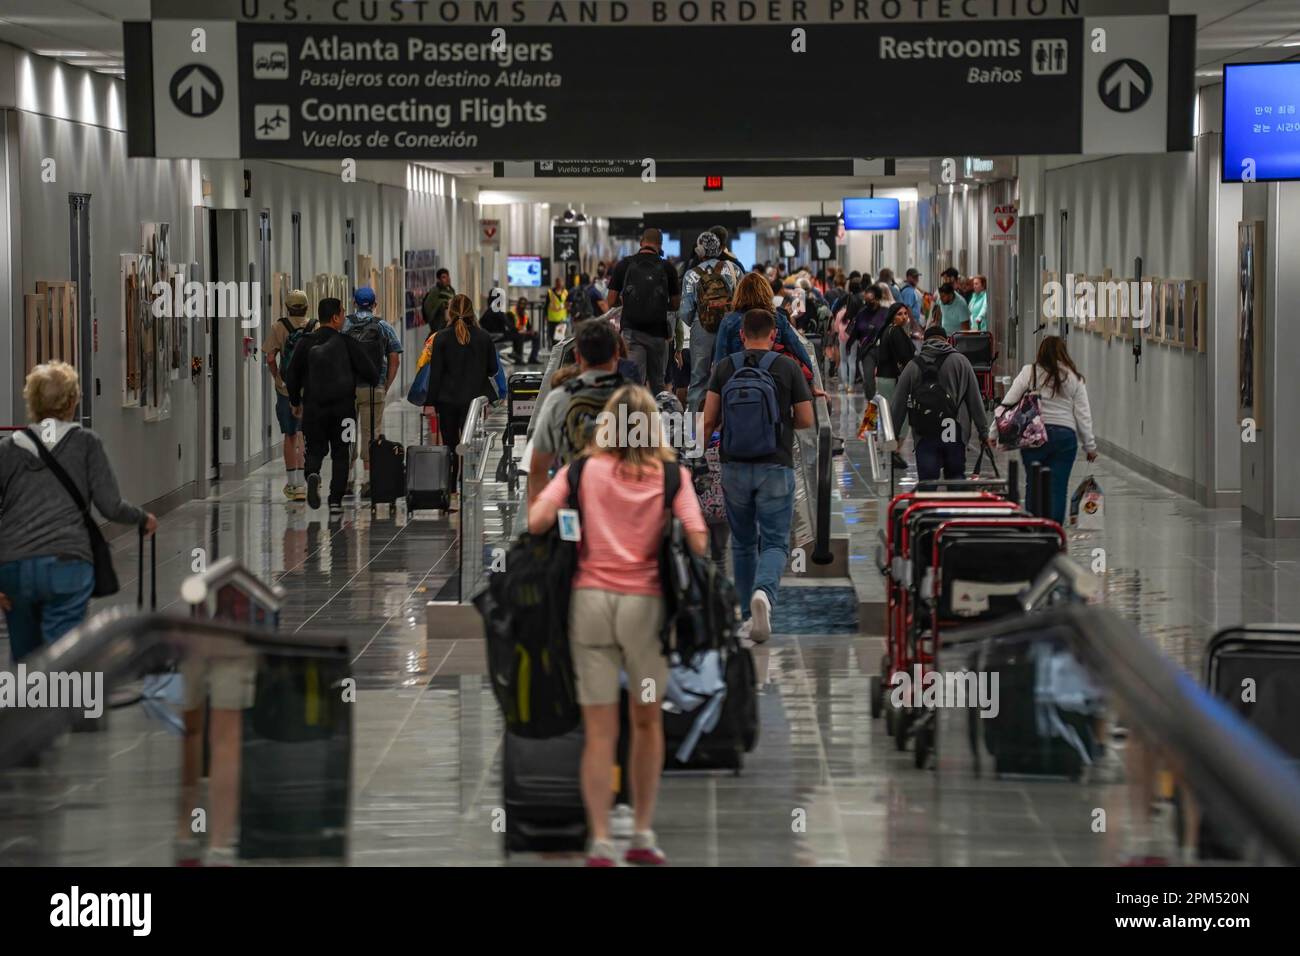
[278,317,296,335]
[565,456,587,511]
[728,351,747,370]
[661,461,681,544]
[757,350,781,372]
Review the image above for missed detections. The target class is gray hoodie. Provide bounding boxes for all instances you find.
[0,423,145,565]
[888,338,989,442]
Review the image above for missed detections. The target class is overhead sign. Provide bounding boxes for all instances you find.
[479,219,500,250]
[1081,16,1169,154]
[779,231,798,259]
[809,217,840,261]
[127,14,1195,159]
[552,225,579,263]
[991,204,1018,243]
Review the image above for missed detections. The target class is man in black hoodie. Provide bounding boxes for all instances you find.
[286,297,381,514]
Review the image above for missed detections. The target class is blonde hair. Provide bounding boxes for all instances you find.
[587,384,677,475]
[25,361,80,422]
[447,293,476,345]
[732,271,776,314]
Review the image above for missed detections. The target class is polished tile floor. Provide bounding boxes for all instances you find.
[3,384,1293,865]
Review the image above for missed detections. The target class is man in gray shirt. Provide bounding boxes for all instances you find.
[527,320,625,504]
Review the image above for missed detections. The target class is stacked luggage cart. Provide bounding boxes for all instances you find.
[870,463,1070,768]
[949,330,997,411]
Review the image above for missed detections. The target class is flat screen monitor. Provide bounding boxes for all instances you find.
[731,231,757,270]
[507,255,543,287]
[1222,62,1300,183]
[661,233,681,258]
[842,197,900,231]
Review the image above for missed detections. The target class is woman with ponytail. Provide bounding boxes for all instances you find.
[426,293,500,492]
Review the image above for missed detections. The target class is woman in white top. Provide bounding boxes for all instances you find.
[992,335,1097,523]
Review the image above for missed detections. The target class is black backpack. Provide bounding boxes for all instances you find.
[619,255,670,326]
[567,284,594,321]
[657,464,741,663]
[346,315,387,381]
[907,351,959,438]
[277,317,317,379]
[474,458,588,739]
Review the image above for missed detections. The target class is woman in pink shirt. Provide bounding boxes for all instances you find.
[530,385,707,867]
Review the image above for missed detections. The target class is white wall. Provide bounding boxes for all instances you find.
[1041,151,1200,490]
[7,45,199,510]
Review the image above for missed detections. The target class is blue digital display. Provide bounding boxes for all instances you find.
[842,197,900,230]
[1223,62,1300,183]
[507,255,542,287]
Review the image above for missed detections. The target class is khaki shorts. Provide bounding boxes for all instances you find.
[181,656,257,711]
[352,386,385,464]
[570,589,667,707]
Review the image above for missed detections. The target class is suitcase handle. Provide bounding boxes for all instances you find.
[137,525,156,611]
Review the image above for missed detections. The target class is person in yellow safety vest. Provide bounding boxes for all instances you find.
[546,279,568,350]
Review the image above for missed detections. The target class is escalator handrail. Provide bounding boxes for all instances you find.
[943,601,1300,865]
[0,607,346,771]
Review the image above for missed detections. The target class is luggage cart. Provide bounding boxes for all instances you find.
[951,331,997,411]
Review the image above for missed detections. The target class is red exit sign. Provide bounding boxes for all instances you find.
[704,175,724,191]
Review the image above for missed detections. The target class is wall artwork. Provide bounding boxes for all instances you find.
[121,222,182,422]
[1237,221,1265,429]
[404,248,438,329]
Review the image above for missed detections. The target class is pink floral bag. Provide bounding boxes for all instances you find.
[994,366,1049,450]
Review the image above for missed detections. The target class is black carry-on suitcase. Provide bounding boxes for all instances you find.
[405,414,451,513]
[239,646,353,861]
[1189,625,1300,860]
[662,640,759,774]
[367,386,405,505]
[502,727,587,855]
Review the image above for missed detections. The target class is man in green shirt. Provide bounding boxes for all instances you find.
[933,283,970,335]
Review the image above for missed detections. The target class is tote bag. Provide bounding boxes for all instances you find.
[994,367,1049,450]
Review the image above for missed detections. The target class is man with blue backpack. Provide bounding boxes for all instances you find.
[701,309,813,643]
[262,289,316,501]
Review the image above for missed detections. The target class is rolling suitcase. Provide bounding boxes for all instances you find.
[366,386,405,505]
[239,651,352,861]
[502,727,587,855]
[406,415,451,513]
[662,641,758,773]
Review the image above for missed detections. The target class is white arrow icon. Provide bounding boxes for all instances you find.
[176,67,216,115]
[1104,63,1146,110]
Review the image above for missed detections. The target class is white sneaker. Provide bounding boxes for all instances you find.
[749,590,772,643]
[736,618,754,641]
[611,803,635,839]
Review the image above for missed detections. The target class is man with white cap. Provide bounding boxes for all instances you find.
[680,230,745,411]
[263,288,316,500]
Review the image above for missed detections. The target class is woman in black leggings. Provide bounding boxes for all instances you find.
[425,294,499,496]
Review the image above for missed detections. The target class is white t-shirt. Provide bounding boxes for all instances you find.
[994,363,1096,452]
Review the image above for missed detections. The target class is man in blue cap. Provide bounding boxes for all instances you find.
[344,286,403,498]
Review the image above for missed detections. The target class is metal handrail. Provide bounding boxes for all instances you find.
[0,607,346,770]
[943,602,1300,865]
[800,329,834,566]
[456,395,490,458]
[181,555,285,611]
[1017,553,1100,611]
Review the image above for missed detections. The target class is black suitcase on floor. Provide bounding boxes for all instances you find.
[502,727,587,855]
[970,633,1102,779]
[366,388,405,504]
[239,653,352,860]
[663,641,759,773]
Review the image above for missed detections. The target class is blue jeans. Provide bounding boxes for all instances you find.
[721,463,796,615]
[687,319,716,411]
[0,556,95,662]
[1020,425,1079,524]
[915,436,966,482]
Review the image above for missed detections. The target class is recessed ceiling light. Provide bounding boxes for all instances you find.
[35,49,91,57]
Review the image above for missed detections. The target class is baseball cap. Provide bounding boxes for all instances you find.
[905,268,921,279]
[285,289,309,311]
[353,286,377,307]
[924,325,950,340]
